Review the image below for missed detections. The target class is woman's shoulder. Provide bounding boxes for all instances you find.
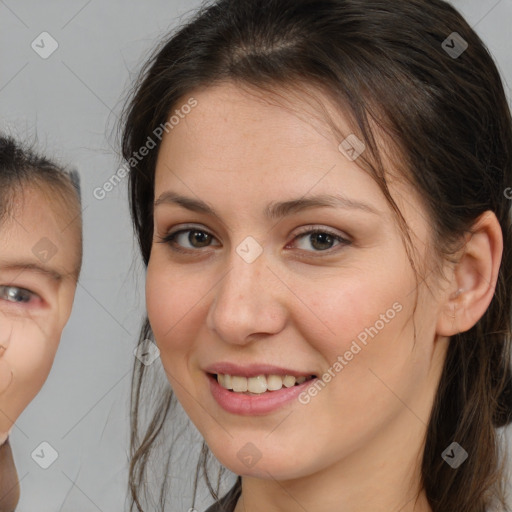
[204,477,242,512]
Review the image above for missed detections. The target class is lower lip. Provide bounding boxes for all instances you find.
[207,373,317,415]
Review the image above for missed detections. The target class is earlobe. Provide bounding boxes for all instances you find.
[436,211,503,337]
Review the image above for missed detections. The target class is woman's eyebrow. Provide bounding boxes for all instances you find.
[154,191,381,219]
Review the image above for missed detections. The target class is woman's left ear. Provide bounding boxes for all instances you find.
[436,211,503,336]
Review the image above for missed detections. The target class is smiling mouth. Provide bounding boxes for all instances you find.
[211,373,317,394]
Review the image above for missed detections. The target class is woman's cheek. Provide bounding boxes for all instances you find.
[146,271,168,342]
[146,266,198,345]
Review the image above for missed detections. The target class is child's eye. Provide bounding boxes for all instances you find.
[0,285,37,304]
[158,225,350,254]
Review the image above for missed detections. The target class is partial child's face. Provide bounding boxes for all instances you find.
[147,83,450,483]
[0,185,80,435]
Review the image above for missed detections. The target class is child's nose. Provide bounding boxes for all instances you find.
[0,325,11,353]
[0,359,13,395]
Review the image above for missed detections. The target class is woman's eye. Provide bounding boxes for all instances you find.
[0,285,37,304]
[160,228,219,251]
[291,229,350,253]
[159,226,350,254]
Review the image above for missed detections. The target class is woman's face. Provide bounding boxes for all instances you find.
[146,83,450,482]
[0,185,80,435]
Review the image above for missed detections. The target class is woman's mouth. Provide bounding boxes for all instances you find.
[207,372,319,415]
[214,373,316,395]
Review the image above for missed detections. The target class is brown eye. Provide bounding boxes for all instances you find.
[187,230,213,248]
[159,226,220,252]
[292,228,350,253]
[309,232,336,251]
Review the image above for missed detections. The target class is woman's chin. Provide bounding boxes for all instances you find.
[209,445,311,481]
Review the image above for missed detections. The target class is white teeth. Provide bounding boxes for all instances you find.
[283,375,296,388]
[266,375,283,391]
[231,376,248,392]
[247,375,267,394]
[216,373,312,393]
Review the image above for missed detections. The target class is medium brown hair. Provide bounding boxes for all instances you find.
[121,1,512,510]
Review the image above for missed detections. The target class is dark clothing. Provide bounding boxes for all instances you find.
[204,478,242,512]
[0,438,19,512]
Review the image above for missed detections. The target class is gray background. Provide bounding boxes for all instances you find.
[1,1,511,511]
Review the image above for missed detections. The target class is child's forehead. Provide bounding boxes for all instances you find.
[9,181,80,225]
[0,184,81,277]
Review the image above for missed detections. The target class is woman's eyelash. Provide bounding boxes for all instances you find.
[0,285,37,304]
[157,226,351,254]
[291,228,351,253]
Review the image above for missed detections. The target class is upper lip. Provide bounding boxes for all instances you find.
[204,362,316,378]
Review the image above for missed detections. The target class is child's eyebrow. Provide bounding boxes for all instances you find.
[0,262,64,282]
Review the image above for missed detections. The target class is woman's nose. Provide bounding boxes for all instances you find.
[205,250,288,346]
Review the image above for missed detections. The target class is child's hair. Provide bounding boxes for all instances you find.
[0,134,83,275]
[121,0,512,510]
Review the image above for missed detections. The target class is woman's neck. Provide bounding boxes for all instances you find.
[234,469,431,512]
[232,408,433,512]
